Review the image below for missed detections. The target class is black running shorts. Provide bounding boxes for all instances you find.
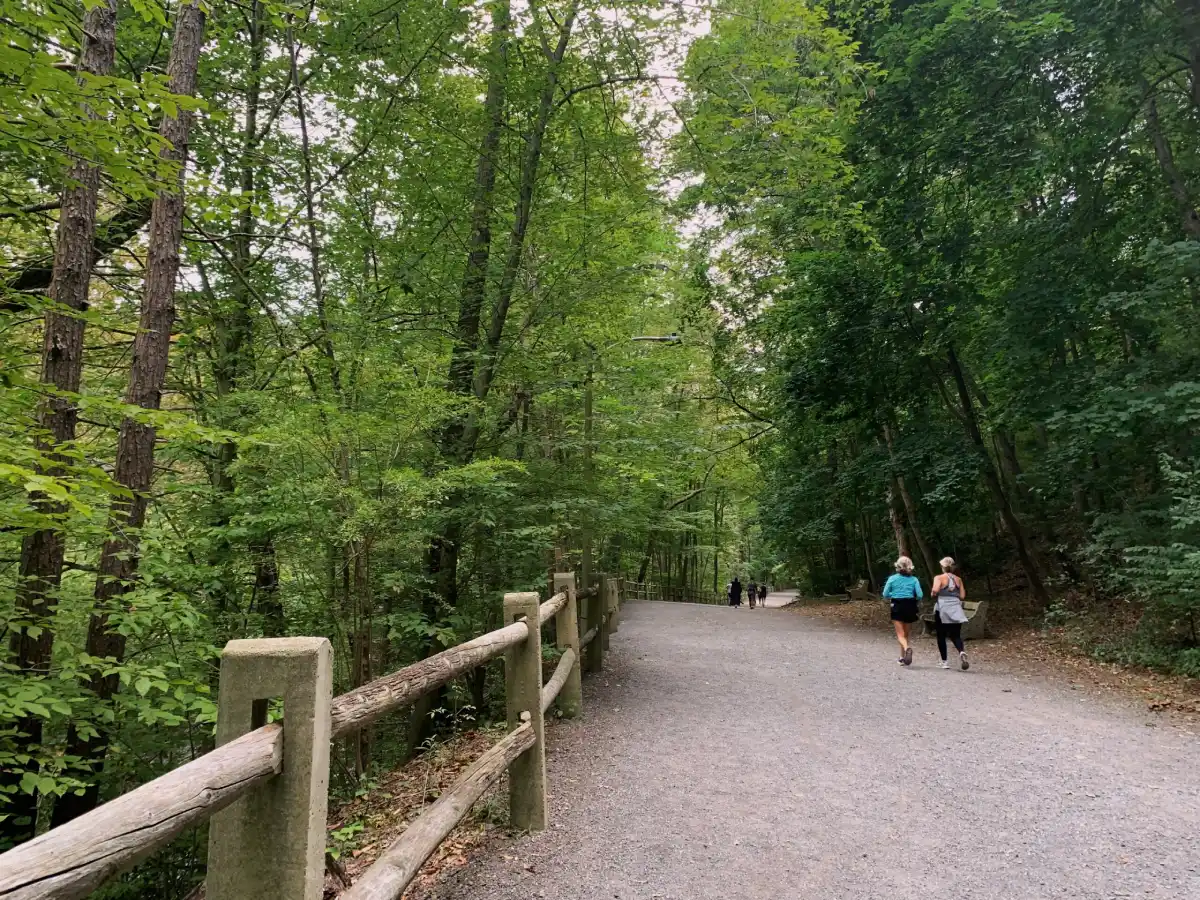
[889,598,920,623]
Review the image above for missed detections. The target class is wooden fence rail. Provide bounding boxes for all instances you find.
[0,572,625,900]
[621,580,723,605]
[0,726,284,900]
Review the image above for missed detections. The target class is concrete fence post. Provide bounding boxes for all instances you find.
[584,573,604,674]
[208,638,333,900]
[552,572,583,717]
[503,592,548,831]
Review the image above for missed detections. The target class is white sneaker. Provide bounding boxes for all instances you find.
[938,660,951,670]
[960,651,970,671]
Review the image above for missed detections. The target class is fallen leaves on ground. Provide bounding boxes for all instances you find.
[324,726,510,899]
[788,598,1200,724]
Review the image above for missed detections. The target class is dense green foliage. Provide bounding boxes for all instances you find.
[0,0,764,889]
[8,0,1200,891]
[681,0,1200,672]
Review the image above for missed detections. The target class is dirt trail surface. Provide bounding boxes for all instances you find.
[421,597,1200,900]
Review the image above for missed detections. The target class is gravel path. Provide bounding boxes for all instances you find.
[423,597,1200,900]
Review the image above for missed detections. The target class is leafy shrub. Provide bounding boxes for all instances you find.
[1120,456,1200,667]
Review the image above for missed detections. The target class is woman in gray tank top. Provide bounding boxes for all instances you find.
[932,557,970,670]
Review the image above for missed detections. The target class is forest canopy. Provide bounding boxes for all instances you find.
[4,0,1200,893]
[0,0,763,879]
[680,0,1200,677]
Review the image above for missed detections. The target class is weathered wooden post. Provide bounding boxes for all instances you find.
[552,572,583,717]
[599,573,612,651]
[608,576,620,633]
[584,574,604,674]
[503,592,548,831]
[208,638,333,900]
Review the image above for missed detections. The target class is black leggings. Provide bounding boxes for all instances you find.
[935,612,965,660]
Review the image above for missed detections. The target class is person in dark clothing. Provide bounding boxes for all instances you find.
[747,581,758,608]
[729,576,743,607]
[758,583,768,607]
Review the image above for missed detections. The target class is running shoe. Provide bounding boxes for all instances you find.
[938,660,951,670]
[903,646,913,666]
[960,651,970,671]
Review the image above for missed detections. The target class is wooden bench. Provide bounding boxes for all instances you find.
[847,583,877,602]
[921,599,989,640]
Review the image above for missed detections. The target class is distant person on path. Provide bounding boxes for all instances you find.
[883,556,922,666]
[729,576,743,607]
[932,556,970,670]
[758,583,768,607]
[748,580,758,608]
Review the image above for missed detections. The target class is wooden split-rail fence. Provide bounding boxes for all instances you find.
[0,571,624,900]
[621,580,723,605]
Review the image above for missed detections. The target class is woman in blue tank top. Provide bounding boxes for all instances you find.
[882,556,922,666]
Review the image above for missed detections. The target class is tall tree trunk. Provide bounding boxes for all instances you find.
[992,428,1024,508]
[351,542,373,775]
[3,0,118,847]
[946,345,1050,606]
[1176,0,1200,110]
[886,481,909,558]
[441,0,511,464]
[253,536,284,636]
[713,493,722,593]
[420,0,576,749]
[637,530,656,584]
[53,0,207,827]
[826,445,851,588]
[1145,89,1200,238]
[288,20,340,395]
[832,513,851,588]
[882,425,936,579]
[419,13,579,749]
[859,509,879,591]
[411,6,513,758]
[895,478,935,579]
[470,0,581,407]
[208,0,268,621]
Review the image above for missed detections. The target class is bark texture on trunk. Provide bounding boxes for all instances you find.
[441,0,512,464]
[3,0,118,847]
[882,424,937,580]
[946,345,1050,606]
[253,536,284,635]
[1145,91,1200,238]
[826,448,851,588]
[859,509,879,591]
[1176,0,1200,109]
[207,1,269,621]
[288,21,340,395]
[416,0,578,753]
[412,9,513,737]
[472,0,581,406]
[887,481,909,559]
[54,0,207,827]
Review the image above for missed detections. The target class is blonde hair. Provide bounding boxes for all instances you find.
[940,556,955,571]
[894,556,914,574]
